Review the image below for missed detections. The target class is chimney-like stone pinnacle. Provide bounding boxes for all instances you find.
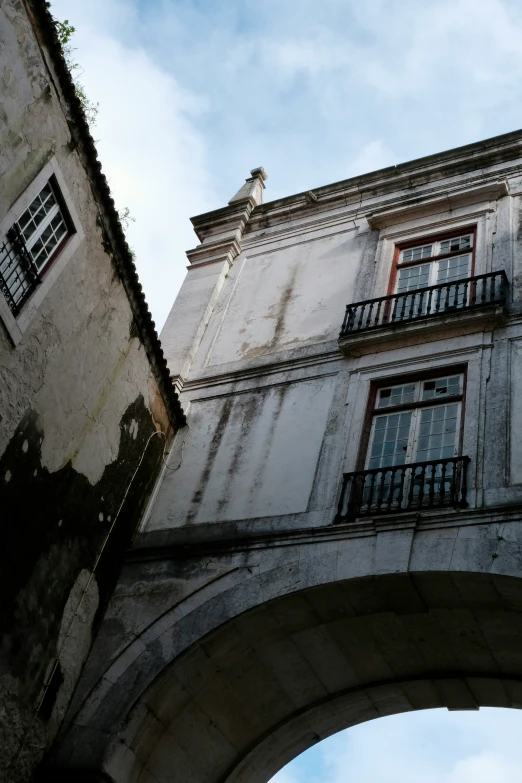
[228,167,267,207]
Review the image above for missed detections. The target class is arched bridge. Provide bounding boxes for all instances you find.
[50,519,522,782]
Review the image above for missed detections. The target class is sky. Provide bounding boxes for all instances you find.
[50,0,522,330]
[271,707,522,783]
[47,2,522,778]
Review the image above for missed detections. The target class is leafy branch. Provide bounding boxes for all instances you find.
[54,18,99,128]
[52,11,137,259]
[119,207,136,232]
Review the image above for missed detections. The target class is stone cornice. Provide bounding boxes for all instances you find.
[128,504,522,562]
[257,129,522,215]
[187,139,522,258]
[366,179,509,229]
[26,0,186,428]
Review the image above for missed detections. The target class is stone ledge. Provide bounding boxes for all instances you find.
[129,504,522,562]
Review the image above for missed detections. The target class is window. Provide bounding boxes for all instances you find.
[0,176,73,315]
[358,372,466,513]
[368,374,463,469]
[392,231,474,319]
[339,224,508,342]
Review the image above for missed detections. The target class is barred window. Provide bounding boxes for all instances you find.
[0,177,72,315]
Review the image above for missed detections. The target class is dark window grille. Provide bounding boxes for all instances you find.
[0,225,41,315]
[336,456,470,521]
[340,272,507,337]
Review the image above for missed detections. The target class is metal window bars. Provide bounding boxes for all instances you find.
[340,271,507,337]
[0,225,41,315]
[336,456,470,521]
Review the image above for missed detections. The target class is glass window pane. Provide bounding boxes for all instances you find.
[17,184,57,243]
[15,180,69,273]
[415,403,460,462]
[373,428,385,443]
[422,375,462,400]
[397,265,431,292]
[436,254,470,310]
[377,384,416,408]
[439,234,473,254]
[402,243,433,263]
[395,265,432,320]
[437,254,470,283]
[28,212,68,270]
[368,412,412,469]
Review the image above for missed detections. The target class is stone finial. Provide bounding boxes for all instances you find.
[228,167,267,207]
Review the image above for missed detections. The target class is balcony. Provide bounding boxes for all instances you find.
[336,456,470,522]
[338,271,508,356]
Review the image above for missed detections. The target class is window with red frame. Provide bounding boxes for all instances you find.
[366,373,464,473]
[390,230,476,318]
[359,371,466,509]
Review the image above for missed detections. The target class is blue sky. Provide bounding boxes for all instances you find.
[272,708,522,783]
[48,2,522,777]
[51,0,522,329]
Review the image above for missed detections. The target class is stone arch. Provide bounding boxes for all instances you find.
[51,523,522,782]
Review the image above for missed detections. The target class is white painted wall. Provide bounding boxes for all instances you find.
[152,135,522,531]
[149,375,336,527]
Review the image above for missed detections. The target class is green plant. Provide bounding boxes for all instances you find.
[119,207,136,231]
[54,15,99,127]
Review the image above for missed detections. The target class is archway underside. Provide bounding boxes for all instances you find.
[91,571,522,783]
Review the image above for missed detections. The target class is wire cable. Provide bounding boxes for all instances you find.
[8,422,186,781]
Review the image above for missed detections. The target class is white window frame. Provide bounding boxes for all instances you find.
[17,180,70,272]
[393,232,475,317]
[0,157,84,346]
[365,376,464,471]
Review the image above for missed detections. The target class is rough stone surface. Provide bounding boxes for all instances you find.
[0,3,179,780]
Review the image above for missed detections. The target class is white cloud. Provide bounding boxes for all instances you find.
[271,708,522,783]
[449,753,522,783]
[50,0,217,329]
[345,141,395,178]
[48,0,522,319]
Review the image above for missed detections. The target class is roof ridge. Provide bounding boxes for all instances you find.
[28,0,185,427]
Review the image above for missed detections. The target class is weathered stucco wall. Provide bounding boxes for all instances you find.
[194,229,368,367]
[0,2,180,780]
[150,133,522,535]
[149,374,337,527]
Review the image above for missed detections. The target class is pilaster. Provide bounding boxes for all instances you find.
[160,168,267,391]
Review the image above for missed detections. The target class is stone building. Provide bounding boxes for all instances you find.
[46,130,522,782]
[6,4,522,783]
[0,2,184,781]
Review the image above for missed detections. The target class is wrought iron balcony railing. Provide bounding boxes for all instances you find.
[0,225,40,315]
[340,271,507,337]
[336,456,470,521]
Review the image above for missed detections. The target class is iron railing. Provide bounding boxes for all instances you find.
[0,225,40,315]
[340,271,507,336]
[336,456,470,521]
